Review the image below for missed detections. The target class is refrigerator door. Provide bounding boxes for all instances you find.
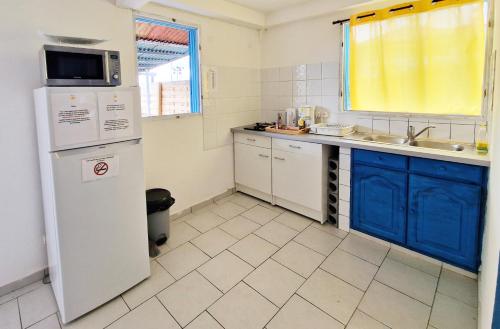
[33,86,142,153]
[50,139,149,323]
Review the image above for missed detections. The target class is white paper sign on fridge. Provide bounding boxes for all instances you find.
[81,154,119,182]
[97,91,134,139]
[51,92,99,147]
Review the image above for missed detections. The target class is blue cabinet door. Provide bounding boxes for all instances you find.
[408,174,481,271]
[352,164,408,244]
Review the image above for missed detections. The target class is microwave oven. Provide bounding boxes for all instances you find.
[40,45,121,87]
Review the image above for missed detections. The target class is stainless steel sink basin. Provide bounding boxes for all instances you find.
[361,135,409,145]
[408,140,465,152]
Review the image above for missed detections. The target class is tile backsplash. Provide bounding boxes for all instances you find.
[261,63,484,144]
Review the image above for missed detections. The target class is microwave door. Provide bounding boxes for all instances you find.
[44,50,106,86]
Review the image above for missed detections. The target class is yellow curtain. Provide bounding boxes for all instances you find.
[349,0,485,115]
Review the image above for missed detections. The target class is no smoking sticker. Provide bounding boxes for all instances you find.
[82,155,119,182]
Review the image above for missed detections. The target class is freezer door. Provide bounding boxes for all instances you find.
[50,139,149,323]
[33,87,143,153]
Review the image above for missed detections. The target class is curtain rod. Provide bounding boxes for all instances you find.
[332,18,350,25]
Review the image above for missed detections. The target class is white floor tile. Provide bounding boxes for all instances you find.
[321,249,378,291]
[297,269,363,324]
[254,221,298,247]
[387,249,441,277]
[0,281,44,306]
[185,211,226,233]
[258,202,285,214]
[198,251,254,293]
[294,226,342,256]
[241,205,281,225]
[310,222,348,239]
[359,281,430,329]
[208,282,277,329]
[273,212,312,232]
[61,297,129,329]
[107,298,180,329]
[347,310,389,329]
[429,293,477,329]
[437,269,478,307]
[191,228,238,257]
[244,259,304,307]
[157,272,222,327]
[267,295,343,329]
[376,258,438,305]
[228,194,261,209]
[219,216,261,239]
[0,299,21,329]
[156,242,209,279]
[29,314,60,329]
[185,312,223,329]
[210,202,246,220]
[339,234,389,266]
[229,234,278,267]
[122,261,175,309]
[166,222,201,249]
[272,241,325,278]
[18,285,57,328]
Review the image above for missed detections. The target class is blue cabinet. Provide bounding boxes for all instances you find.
[407,174,482,271]
[352,164,407,244]
[351,149,486,272]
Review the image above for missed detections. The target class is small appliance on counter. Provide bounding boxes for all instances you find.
[244,122,274,131]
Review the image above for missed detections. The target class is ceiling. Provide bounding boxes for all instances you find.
[226,0,314,13]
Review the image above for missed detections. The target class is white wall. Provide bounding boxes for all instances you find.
[0,0,260,288]
[478,2,500,327]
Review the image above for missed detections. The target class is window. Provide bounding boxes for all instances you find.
[135,17,200,117]
[342,0,487,116]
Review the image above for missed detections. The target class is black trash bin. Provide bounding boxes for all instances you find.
[146,188,175,246]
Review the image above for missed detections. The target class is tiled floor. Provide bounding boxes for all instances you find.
[0,192,479,329]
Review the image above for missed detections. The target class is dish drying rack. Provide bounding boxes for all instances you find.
[309,123,355,137]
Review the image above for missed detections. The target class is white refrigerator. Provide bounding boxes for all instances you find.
[33,87,150,324]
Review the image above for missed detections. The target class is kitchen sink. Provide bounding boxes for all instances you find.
[408,140,465,152]
[347,133,467,152]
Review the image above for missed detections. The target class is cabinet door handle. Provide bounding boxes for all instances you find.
[258,154,269,158]
[274,156,286,161]
[289,145,302,149]
[247,138,256,142]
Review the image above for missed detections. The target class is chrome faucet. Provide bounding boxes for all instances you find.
[407,125,436,142]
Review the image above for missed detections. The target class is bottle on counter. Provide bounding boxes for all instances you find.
[476,124,488,154]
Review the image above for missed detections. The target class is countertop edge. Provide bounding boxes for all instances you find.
[231,127,490,167]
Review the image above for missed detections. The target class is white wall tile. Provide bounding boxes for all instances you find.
[355,117,372,133]
[372,119,389,134]
[321,78,339,96]
[339,153,351,170]
[322,61,339,79]
[262,82,279,96]
[306,80,322,96]
[262,68,279,82]
[339,184,350,202]
[428,122,451,140]
[339,169,351,186]
[340,147,351,155]
[277,96,293,109]
[279,67,293,81]
[278,81,293,96]
[451,124,475,143]
[389,119,408,136]
[293,81,307,96]
[339,215,350,232]
[306,63,322,79]
[293,65,307,81]
[306,96,322,107]
[293,97,307,107]
[339,200,350,217]
[322,96,339,113]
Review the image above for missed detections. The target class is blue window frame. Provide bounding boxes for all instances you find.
[135,16,201,116]
[342,22,351,111]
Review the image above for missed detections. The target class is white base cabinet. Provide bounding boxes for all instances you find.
[234,133,328,223]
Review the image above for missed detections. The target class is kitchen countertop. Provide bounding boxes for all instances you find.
[232,126,490,167]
